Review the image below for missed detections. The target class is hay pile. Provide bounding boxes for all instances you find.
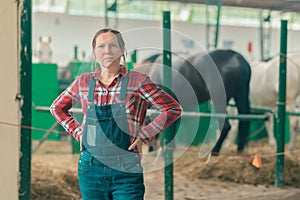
[31,162,81,200]
[179,153,300,186]
[176,140,300,187]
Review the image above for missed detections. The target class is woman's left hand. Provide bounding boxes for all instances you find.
[79,135,83,151]
[128,138,143,155]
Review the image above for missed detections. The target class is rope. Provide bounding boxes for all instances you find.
[0,120,66,134]
[247,123,266,140]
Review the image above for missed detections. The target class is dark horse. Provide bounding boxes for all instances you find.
[137,49,251,154]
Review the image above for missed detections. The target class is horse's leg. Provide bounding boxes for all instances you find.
[210,93,232,155]
[234,67,251,153]
[265,113,276,148]
[224,120,237,147]
[288,115,299,152]
[224,101,238,147]
[211,118,231,155]
[234,98,250,152]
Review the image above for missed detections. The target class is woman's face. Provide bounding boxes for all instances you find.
[94,32,123,69]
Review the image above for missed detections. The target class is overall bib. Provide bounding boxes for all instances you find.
[78,72,145,200]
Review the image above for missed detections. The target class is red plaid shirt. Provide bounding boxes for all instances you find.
[50,66,182,143]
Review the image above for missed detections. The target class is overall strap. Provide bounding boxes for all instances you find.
[88,77,96,102]
[119,71,130,100]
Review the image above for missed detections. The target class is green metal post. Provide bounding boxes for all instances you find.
[205,0,222,50]
[104,0,108,27]
[205,4,210,50]
[162,11,173,200]
[259,11,265,61]
[74,45,78,60]
[19,0,32,199]
[131,50,137,63]
[275,20,288,187]
[214,0,222,48]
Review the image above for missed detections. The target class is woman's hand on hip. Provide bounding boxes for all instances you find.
[128,138,143,155]
[79,135,83,151]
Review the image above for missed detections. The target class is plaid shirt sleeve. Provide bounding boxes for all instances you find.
[137,75,182,141]
[50,77,82,141]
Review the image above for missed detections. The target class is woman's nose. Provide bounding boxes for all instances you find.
[104,45,111,53]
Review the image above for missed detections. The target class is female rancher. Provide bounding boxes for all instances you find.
[50,27,181,199]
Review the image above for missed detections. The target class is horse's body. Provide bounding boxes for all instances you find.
[140,49,251,153]
[250,53,300,151]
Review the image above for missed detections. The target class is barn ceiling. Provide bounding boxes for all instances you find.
[154,0,300,13]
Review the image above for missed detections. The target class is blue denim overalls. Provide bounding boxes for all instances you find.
[78,72,145,200]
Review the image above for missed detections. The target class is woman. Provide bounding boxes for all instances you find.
[50,28,182,199]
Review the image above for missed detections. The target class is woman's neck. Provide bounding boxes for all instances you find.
[101,67,120,78]
[98,65,121,85]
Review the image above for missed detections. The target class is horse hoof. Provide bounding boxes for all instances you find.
[237,149,244,154]
[211,151,220,156]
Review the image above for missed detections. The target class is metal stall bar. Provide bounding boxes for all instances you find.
[162,11,174,200]
[105,0,118,28]
[19,0,32,199]
[259,10,272,61]
[275,20,288,187]
[205,0,223,50]
[36,106,269,121]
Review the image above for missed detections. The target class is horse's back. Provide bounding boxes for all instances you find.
[250,54,300,108]
[209,49,251,101]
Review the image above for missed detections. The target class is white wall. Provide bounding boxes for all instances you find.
[0,1,20,200]
[33,12,300,66]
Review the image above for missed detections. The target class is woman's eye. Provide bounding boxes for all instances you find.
[98,44,105,48]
